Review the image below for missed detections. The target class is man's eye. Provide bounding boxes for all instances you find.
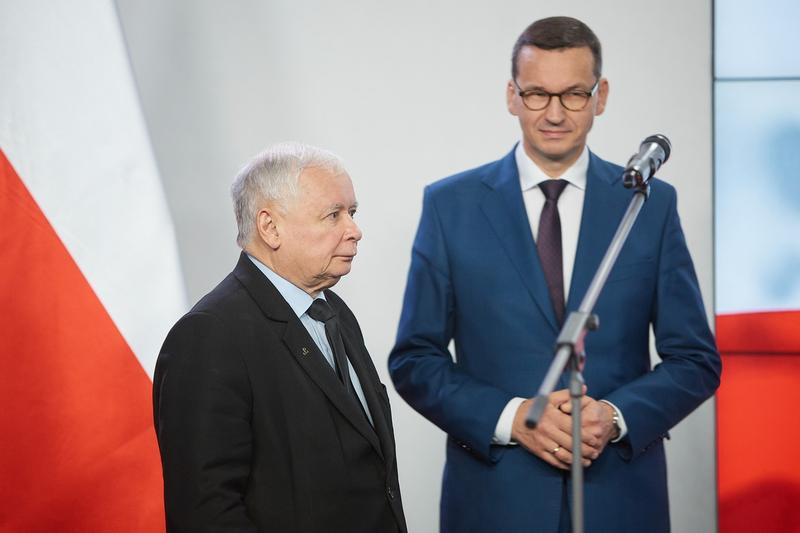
[328,212,339,219]
[349,209,357,218]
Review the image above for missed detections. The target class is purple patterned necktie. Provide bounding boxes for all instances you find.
[537,179,569,325]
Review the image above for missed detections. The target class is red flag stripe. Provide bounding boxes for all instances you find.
[716,353,800,532]
[0,150,164,532]
[716,310,800,354]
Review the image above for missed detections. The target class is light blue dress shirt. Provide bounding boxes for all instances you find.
[247,255,373,426]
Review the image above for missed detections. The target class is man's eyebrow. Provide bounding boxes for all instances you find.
[324,202,358,211]
[521,83,589,92]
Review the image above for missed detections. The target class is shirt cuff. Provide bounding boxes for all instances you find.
[492,397,526,445]
[599,399,628,442]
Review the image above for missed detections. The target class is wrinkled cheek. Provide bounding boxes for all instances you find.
[317,255,334,276]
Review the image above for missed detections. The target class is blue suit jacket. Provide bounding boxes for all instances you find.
[389,148,721,533]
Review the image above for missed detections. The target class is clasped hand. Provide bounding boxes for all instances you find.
[510,388,617,470]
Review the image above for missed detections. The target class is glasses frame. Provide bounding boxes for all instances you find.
[513,79,600,112]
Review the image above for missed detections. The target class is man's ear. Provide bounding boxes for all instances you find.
[594,78,609,116]
[256,207,281,250]
[506,80,520,116]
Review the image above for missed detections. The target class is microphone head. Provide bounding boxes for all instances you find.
[643,134,671,163]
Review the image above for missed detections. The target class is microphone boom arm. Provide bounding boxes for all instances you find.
[523,133,671,533]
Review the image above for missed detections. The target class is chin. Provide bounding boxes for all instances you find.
[322,279,341,290]
[334,257,354,272]
[315,260,353,289]
[329,266,352,280]
[316,271,347,290]
[539,144,580,161]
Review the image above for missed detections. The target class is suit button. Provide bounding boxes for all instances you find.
[387,485,395,500]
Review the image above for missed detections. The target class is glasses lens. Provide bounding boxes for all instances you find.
[522,92,550,110]
[561,92,590,111]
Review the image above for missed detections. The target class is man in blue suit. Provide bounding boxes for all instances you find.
[389,16,721,533]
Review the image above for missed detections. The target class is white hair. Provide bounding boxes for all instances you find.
[231,141,345,248]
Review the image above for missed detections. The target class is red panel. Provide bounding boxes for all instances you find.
[0,151,165,531]
[717,353,800,533]
[717,311,800,354]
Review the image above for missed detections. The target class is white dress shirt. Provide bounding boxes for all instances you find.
[492,143,626,445]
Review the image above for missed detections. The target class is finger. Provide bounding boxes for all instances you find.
[581,441,600,459]
[514,423,569,455]
[580,402,604,424]
[544,403,604,450]
[536,404,573,437]
[542,411,603,452]
[539,444,570,470]
[551,435,600,461]
[522,434,567,469]
[552,412,577,438]
[548,388,571,405]
[548,386,587,406]
[545,455,570,470]
[550,384,587,398]
[580,429,603,449]
[580,394,592,408]
[553,392,593,415]
[541,408,597,448]
[551,444,592,468]
[557,400,588,415]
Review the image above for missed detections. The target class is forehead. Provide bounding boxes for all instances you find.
[297,166,356,205]
[516,45,595,87]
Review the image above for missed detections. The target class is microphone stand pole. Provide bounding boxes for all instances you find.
[525,178,652,533]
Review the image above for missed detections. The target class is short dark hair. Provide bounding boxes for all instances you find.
[511,16,602,80]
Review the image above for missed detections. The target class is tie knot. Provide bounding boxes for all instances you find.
[306,298,336,323]
[539,179,568,201]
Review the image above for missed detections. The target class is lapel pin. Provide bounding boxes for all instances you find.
[301,347,310,356]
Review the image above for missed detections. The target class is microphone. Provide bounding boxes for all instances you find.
[622,134,671,189]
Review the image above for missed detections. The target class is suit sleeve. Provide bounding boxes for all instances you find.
[153,311,257,533]
[388,187,512,463]
[604,186,722,460]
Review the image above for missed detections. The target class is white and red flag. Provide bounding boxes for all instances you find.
[1,2,185,531]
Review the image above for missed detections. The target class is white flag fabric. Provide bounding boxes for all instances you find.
[1,2,186,530]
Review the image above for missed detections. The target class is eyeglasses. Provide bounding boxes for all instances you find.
[513,79,599,112]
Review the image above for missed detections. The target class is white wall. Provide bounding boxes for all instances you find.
[115,2,716,531]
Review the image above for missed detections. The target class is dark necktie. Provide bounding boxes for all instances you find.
[306,299,353,394]
[537,179,569,325]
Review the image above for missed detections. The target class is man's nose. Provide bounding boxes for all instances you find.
[544,94,566,122]
[346,215,363,241]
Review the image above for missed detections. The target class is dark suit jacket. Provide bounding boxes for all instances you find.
[154,253,406,533]
[389,148,721,533]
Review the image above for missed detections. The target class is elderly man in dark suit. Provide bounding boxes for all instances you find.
[154,142,406,533]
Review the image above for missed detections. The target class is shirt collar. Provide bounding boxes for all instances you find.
[515,142,589,192]
[247,254,325,318]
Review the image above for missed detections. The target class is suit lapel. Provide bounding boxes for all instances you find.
[480,149,559,332]
[566,152,628,312]
[281,320,383,457]
[336,319,394,467]
[232,253,383,457]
